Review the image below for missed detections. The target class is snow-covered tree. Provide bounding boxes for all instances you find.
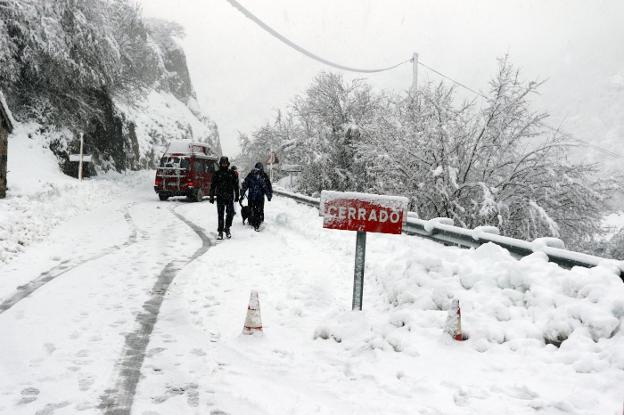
[0,0,189,124]
[239,58,615,251]
[359,57,613,245]
[291,72,379,193]
[1,0,214,173]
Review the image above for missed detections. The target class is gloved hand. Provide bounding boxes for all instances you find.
[209,197,214,204]
[234,196,239,202]
[267,196,272,202]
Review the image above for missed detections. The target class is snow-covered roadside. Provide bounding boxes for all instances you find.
[0,124,152,264]
[133,197,624,414]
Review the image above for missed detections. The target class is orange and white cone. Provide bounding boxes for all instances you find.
[243,290,263,335]
[445,299,464,341]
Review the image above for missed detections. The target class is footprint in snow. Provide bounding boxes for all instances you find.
[78,374,94,392]
[190,348,206,356]
[146,347,167,358]
[18,387,40,405]
[75,349,89,358]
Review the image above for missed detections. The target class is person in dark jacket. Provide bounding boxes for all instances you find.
[240,162,272,231]
[210,156,240,240]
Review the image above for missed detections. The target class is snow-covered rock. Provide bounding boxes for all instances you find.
[114,90,220,168]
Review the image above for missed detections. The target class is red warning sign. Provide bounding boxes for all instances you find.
[320,191,409,234]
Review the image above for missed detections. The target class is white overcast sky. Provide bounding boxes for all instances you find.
[139,0,624,158]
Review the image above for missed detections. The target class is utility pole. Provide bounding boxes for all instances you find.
[412,52,419,93]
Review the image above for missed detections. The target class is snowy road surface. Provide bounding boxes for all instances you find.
[1,173,623,415]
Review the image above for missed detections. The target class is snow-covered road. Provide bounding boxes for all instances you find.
[0,179,211,414]
[1,172,623,415]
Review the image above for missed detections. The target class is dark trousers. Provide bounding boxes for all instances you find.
[249,198,265,228]
[217,199,234,232]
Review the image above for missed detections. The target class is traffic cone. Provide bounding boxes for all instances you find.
[243,290,263,335]
[445,299,464,341]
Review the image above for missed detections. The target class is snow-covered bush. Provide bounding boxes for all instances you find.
[238,73,379,190]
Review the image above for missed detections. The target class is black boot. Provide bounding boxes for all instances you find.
[225,228,231,239]
[217,232,224,240]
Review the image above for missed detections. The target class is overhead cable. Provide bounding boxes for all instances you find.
[541,123,624,159]
[417,61,489,99]
[225,0,411,73]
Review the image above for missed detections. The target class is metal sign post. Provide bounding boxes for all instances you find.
[352,231,366,310]
[320,190,408,310]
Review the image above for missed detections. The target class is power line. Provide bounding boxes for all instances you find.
[541,123,624,159]
[417,60,489,99]
[419,67,624,159]
[226,0,484,91]
[225,0,411,73]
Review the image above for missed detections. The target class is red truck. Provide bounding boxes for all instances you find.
[154,141,218,202]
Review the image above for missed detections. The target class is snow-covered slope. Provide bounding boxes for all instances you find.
[115,90,221,169]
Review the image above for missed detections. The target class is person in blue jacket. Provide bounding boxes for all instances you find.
[240,162,273,231]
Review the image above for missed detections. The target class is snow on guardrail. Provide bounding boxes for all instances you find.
[273,187,624,281]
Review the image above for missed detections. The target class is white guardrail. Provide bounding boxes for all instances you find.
[273,188,624,281]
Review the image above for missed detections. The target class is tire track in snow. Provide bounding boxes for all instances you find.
[0,204,140,315]
[99,205,213,415]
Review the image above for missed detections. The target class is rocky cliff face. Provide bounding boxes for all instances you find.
[68,21,221,175]
[0,2,220,176]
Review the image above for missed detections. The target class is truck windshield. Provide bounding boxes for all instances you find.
[160,157,190,169]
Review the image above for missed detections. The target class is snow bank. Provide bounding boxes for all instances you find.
[272,197,624,412]
[277,197,624,353]
[373,243,622,349]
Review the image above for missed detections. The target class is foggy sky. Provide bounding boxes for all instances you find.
[139,0,624,158]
